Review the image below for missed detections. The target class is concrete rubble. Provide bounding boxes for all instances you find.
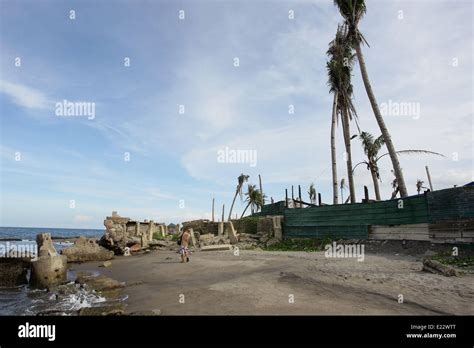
[100,211,166,255]
[422,258,459,277]
[201,244,233,251]
[0,258,30,287]
[30,233,68,289]
[174,216,285,250]
[62,236,114,262]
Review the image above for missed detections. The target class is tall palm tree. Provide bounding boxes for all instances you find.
[357,131,385,200]
[328,73,339,204]
[334,0,409,198]
[308,183,317,204]
[240,184,263,218]
[327,24,358,203]
[228,173,249,221]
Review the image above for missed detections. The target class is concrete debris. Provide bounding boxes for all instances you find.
[62,236,114,263]
[201,244,233,252]
[30,233,67,289]
[101,261,112,268]
[0,258,29,287]
[422,258,459,277]
[100,211,167,255]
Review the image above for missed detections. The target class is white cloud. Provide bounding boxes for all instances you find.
[0,80,51,109]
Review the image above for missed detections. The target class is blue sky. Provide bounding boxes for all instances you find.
[0,0,472,229]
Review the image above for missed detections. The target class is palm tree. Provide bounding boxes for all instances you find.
[327,24,358,203]
[416,179,428,194]
[328,64,339,205]
[356,131,385,200]
[240,184,263,218]
[308,183,317,204]
[228,173,249,221]
[333,0,409,198]
[355,141,444,198]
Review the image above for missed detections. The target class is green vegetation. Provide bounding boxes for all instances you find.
[432,254,474,268]
[152,232,164,240]
[264,238,332,252]
[237,216,259,234]
[171,233,180,241]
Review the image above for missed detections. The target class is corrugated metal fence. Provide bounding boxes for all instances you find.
[283,195,427,239]
[255,186,473,242]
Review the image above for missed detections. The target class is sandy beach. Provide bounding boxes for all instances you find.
[73,247,474,315]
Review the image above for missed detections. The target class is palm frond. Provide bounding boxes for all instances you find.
[376,150,445,162]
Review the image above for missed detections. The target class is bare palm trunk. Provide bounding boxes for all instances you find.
[240,202,250,219]
[354,42,408,197]
[341,108,356,203]
[369,164,381,201]
[228,190,238,221]
[331,93,339,204]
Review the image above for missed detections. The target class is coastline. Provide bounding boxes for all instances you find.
[72,246,474,315]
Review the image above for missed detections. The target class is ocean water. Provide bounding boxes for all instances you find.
[0,226,104,241]
[0,226,105,315]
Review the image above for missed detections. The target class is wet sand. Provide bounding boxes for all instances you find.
[73,249,474,315]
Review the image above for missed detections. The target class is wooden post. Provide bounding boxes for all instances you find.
[318,193,322,206]
[364,186,369,202]
[221,204,225,222]
[298,185,302,208]
[285,189,288,207]
[425,166,434,191]
[291,185,294,201]
[212,198,215,222]
[259,174,264,206]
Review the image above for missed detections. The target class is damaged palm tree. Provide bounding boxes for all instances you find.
[228,173,249,221]
[334,0,408,197]
[240,184,263,218]
[327,24,358,203]
[308,183,317,204]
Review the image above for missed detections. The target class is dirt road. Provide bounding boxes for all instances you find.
[74,248,474,315]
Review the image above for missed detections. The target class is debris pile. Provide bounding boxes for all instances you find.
[62,236,114,262]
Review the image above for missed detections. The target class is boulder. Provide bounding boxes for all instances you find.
[62,236,114,263]
[75,273,125,292]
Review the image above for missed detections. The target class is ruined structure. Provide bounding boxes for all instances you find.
[182,219,218,235]
[100,211,166,254]
[30,233,67,289]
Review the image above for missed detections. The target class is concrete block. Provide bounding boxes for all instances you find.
[201,244,232,251]
[225,222,238,245]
